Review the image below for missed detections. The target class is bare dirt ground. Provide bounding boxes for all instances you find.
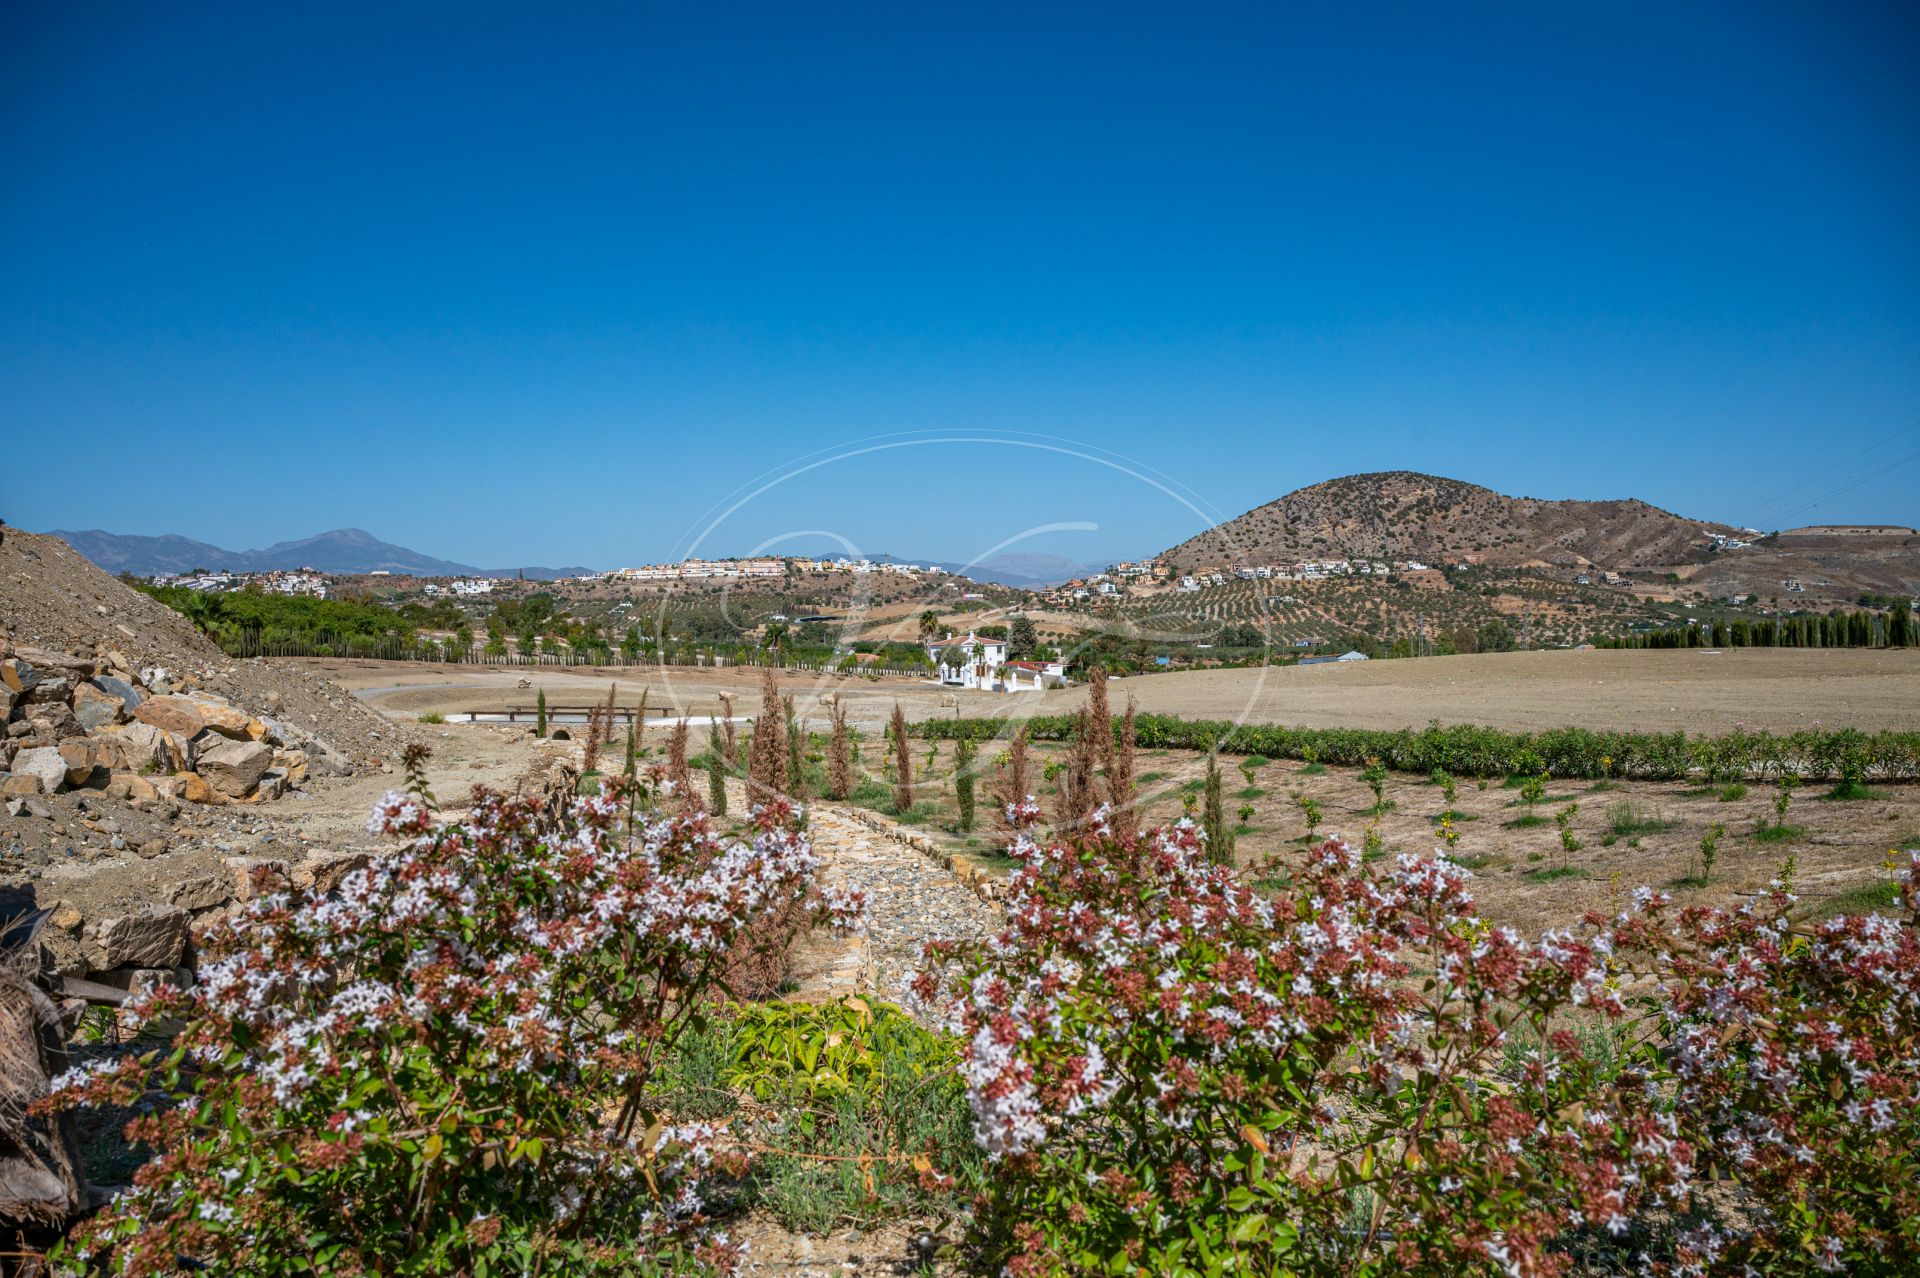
[306,647,1920,741]
[303,659,1003,734]
[836,736,1920,935]
[1051,648,1920,734]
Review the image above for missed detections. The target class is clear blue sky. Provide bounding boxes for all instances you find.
[4,2,1916,570]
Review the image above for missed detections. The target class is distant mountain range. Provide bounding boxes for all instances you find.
[51,527,593,581]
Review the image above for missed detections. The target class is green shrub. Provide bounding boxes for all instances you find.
[910,715,1920,783]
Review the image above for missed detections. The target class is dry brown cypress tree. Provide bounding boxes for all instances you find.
[717,693,739,768]
[889,701,913,814]
[667,718,695,809]
[1087,667,1116,781]
[601,682,619,751]
[582,704,604,774]
[746,666,787,801]
[1108,694,1138,840]
[996,726,1032,813]
[827,700,853,800]
[1059,707,1099,828]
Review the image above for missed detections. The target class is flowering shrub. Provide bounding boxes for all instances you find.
[1613,858,1920,1274]
[915,801,1920,1276]
[41,773,865,1276]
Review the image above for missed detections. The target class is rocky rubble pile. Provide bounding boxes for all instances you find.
[0,637,347,815]
[17,843,375,996]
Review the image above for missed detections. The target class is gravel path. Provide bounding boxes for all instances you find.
[754,785,1000,1007]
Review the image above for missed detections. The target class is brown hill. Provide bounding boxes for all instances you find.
[1163,472,1744,573]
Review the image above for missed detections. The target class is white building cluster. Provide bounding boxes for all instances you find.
[149,569,328,597]
[606,556,934,582]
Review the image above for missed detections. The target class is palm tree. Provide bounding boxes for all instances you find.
[763,621,789,666]
[918,610,940,646]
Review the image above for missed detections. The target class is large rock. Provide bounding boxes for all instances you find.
[12,746,69,794]
[89,675,143,713]
[133,695,207,740]
[195,737,272,798]
[28,703,85,739]
[294,849,373,894]
[0,685,15,721]
[111,720,184,774]
[71,681,127,732]
[184,695,253,739]
[56,738,102,785]
[0,657,40,695]
[22,675,72,705]
[14,647,96,678]
[0,772,44,797]
[227,856,292,901]
[114,721,185,771]
[165,874,231,912]
[84,905,189,969]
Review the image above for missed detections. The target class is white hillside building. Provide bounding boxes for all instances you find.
[926,632,1067,692]
[928,633,1006,689]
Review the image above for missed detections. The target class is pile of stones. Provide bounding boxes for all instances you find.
[0,639,342,817]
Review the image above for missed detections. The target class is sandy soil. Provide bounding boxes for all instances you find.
[312,648,1920,738]
[854,737,1920,936]
[1057,648,1920,734]
[303,659,1009,734]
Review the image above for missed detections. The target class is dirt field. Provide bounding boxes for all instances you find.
[844,738,1920,935]
[304,658,1004,733]
[307,647,1920,739]
[1053,648,1920,734]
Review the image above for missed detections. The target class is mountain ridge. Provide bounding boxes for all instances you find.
[1161,471,1750,573]
[50,527,592,581]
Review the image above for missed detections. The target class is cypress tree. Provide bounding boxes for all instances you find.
[1202,754,1234,865]
[955,736,977,832]
[706,721,728,816]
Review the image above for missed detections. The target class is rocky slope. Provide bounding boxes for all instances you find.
[1163,472,1745,573]
[1,526,395,762]
[0,524,419,995]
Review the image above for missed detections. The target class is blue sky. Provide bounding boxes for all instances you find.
[3,2,1916,570]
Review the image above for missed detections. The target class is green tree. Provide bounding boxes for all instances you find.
[955,736,978,832]
[535,688,548,738]
[1476,620,1518,653]
[1201,755,1234,865]
[707,723,728,816]
[1007,613,1040,661]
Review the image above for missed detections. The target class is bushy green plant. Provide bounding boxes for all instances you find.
[911,715,1920,784]
[1296,792,1322,840]
[913,810,1920,1278]
[707,997,983,1232]
[45,772,865,1276]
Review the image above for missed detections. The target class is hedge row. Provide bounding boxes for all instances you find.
[912,714,1920,782]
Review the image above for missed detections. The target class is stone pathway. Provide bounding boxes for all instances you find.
[736,781,1001,1007]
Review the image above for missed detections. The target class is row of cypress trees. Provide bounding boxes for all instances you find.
[1604,605,1911,650]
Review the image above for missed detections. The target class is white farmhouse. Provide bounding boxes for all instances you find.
[927,632,1007,689]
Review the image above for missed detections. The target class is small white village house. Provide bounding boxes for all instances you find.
[926,632,1065,692]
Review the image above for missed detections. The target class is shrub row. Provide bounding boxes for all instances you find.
[913,713,1920,782]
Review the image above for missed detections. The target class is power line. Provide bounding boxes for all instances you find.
[1765,444,1920,528]
[1731,422,1917,531]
